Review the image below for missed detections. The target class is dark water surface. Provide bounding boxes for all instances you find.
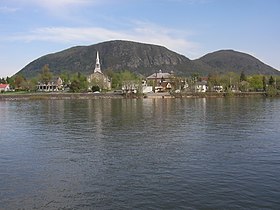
[1,98,280,209]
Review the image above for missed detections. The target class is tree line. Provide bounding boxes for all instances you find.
[2,65,279,96]
[205,71,278,95]
[2,65,142,93]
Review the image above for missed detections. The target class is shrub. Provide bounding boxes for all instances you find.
[266,86,277,97]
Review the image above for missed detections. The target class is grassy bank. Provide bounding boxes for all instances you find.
[172,91,267,98]
[0,91,272,101]
[0,92,124,101]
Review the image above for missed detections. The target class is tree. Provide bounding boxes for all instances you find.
[240,71,247,82]
[69,72,88,92]
[172,76,184,90]
[120,70,141,93]
[268,76,275,86]
[191,73,200,83]
[40,64,52,84]
[207,73,218,91]
[221,72,239,91]
[6,76,13,84]
[266,76,277,96]
[248,75,263,91]
[104,69,114,79]
[14,74,26,90]
[276,76,280,90]
[59,72,70,85]
[111,70,141,90]
[262,76,267,91]
[111,72,121,89]
[239,80,250,92]
[69,80,80,92]
[78,73,88,91]
[0,77,6,84]
[266,85,277,97]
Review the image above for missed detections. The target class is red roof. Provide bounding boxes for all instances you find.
[0,84,9,88]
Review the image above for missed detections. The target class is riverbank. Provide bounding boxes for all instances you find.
[0,92,124,101]
[174,91,267,98]
[0,91,269,101]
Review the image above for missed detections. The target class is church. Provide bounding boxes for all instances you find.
[87,51,111,91]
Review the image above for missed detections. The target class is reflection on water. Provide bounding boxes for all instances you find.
[1,98,280,209]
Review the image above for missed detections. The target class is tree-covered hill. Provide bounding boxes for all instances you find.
[16,40,280,79]
[196,50,280,75]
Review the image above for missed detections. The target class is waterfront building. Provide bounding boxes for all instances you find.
[0,83,10,92]
[37,77,63,92]
[195,80,208,92]
[146,70,174,92]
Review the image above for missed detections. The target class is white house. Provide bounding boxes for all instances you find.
[142,80,153,93]
[213,85,223,93]
[0,84,10,92]
[195,81,208,92]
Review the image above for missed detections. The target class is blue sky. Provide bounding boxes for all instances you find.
[1,0,280,77]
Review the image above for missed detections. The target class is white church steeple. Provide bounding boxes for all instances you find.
[94,51,102,73]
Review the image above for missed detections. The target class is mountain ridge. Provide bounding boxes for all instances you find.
[197,49,278,75]
[17,40,280,78]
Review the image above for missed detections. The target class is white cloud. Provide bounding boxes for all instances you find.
[0,6,19,13]
[2,0,99,22]
[6,0,103,10]
[166,0,211,4]
[8,23,199,57]
[4,0,93,16]
[131,24,199,57]
[32,0,92,9]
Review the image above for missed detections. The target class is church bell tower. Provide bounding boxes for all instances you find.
[94,51,102,73]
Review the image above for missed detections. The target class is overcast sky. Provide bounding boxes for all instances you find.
[1,0,280,77]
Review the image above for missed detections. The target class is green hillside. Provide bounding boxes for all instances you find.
[16,40,280,79]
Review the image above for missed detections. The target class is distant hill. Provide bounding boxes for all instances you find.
[196,50,280,75]
[16,40,280,79]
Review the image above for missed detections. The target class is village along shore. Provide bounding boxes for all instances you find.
[1,51,279,101]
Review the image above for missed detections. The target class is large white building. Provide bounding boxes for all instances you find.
[37,77,63,92]
[146,70,174,92]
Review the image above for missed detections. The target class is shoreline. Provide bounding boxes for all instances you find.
[0,92,124,101]
[0,92,268,101]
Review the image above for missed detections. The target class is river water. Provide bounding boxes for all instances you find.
[0,98,280,209]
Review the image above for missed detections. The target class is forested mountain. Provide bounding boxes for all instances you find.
[196,50,279,75]
[16,40,280,78]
